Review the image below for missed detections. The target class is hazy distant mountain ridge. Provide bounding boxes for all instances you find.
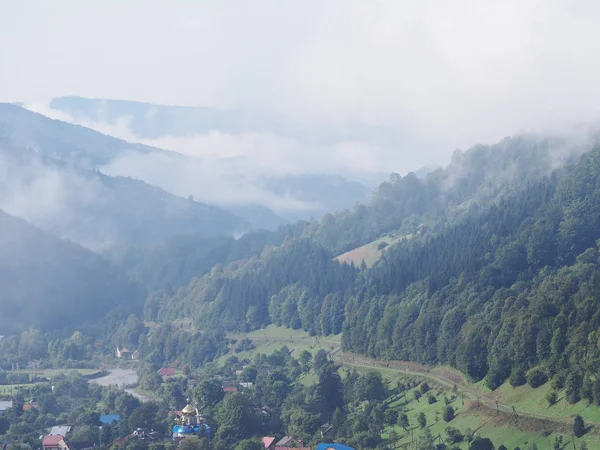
[0,104,250,250]
[0,103,160,168]
[0,209,145,334]
[50,96,279,139]
[38,97,377,226]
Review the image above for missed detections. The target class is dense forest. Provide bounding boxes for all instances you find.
[0,210,144,334]
[149,136,600,397]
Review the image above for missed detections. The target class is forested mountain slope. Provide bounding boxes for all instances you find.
[342,146,600,388]
[149,137,600,394]
[0,145,248,250]
[0,210,144,334]
[109,222,307,291]
[0,106,251,250]
[309,134,589,255]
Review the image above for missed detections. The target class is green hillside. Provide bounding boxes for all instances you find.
[0,210,145,333]
[147,135,600,412]
[0,105,250,249]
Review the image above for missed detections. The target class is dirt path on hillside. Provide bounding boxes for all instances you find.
[240,334,598,428]
[336,352,600,429]
[233,335,341,346]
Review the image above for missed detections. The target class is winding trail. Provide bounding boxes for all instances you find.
[336,352,600,428]
[237,333,599,428]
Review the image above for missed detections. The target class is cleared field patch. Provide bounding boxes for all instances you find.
[221,325,341,366]
[334,233,410,268]
[382,377,597,449]
[0,384,32,396]
[497,380,600,423]
[0,368,103,398]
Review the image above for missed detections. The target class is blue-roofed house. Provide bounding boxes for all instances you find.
[99,414,120,425]
[317,444,355,450]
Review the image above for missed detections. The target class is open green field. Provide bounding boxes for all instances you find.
[0,368,103,398]
[334,233,410,268]
[497,380,600,423]
[231,324,341,343]
[223,325,600,447]
[0,384,33,396]
[381,376,597,449]
[35,368,102,377]
[220,325,341,366]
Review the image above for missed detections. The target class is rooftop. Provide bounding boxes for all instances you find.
[100,414,120,424]
[316,444,355,450]
[262,436,276,448]
[157,367,175,376]
[0,401,13,411]
[42,435,64,446]
[49,425,71,436]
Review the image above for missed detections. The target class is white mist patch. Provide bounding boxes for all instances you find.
[0,155,117,251]
[98,150,323,215]
[20,101,396,218]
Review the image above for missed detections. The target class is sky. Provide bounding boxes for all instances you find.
[3,0,600,171]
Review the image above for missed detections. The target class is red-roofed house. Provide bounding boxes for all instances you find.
[23,402,39,411]
[42,434,72,450]
[157,367,175,380]
[262,436,276,449]
[223,386,238,393]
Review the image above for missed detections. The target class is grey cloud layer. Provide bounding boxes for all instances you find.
[4,0,600,162]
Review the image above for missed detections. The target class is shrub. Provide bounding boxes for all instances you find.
[384,408,398,426]
[509,366,526,387]
[442,405,455,422]
[546,391,558,406]
[526,366,548,388]
[445,426,464,444]
[573,415,585,437]
[551,371,566,390]
[469,436,494,449]
[414,390,422,402]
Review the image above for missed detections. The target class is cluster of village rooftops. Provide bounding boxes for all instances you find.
[4,397,356,450]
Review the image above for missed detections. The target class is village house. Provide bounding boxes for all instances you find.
[319,423,333,439]
[100,414,121,425]
[49,425,71,436]
[23,401,39,412]
[273,436,309,450]
[262,436,276,449]
[157,367,175,380]
[0,401,12,416]
[316,444,355,450]
[115,346,132,359]
[42,434,72,450]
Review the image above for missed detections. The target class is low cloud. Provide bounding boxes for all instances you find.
[22,101,393,217]
[0,153,118,251]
